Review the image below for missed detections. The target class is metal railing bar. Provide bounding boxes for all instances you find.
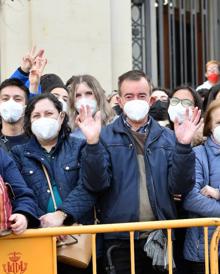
[204,226,209,274]
[210,226,220,274]
[130,231,135,274]
[92,234,97,274]
[2,218,220,239]
[167,228,173,274]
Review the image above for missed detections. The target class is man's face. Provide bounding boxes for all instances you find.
[117,77,151,109]
[0,86,26,106]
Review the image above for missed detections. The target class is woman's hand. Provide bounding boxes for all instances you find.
[9,214,28,235]
[40,211,67,228]
[76,106,101,144]
[174,107,203,145]
[200,185,220,200]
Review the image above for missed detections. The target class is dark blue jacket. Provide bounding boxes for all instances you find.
[0,148,39,227]
[184,137,220,262]
[11,134,96,224]
[81,116,195,239]
[10,68,29,86]
[10,68,41,97]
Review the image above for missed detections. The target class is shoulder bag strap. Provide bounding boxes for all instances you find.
[41,164,58,210]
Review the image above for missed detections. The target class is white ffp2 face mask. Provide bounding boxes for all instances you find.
[31,117,60,141]
[58,98,68,113]
[75,98,97,115]
[213,126,220,144]
[168,103,192,124]
[123,100,149,122]
[0,99,25,123]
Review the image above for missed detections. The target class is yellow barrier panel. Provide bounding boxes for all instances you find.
[210,226,220,274]
[0,235,57,274]
[0,218,220,274]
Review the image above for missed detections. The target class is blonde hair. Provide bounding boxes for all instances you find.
[68,75,115,130]
[203,99,220,136]
[206,60,220,70]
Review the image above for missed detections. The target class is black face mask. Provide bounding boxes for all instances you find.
[149,100,169,121]
[112,105,123,115]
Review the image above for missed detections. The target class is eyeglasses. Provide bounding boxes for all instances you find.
[170,97,194,107]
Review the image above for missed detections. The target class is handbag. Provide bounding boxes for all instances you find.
[0,176,13,236]
[42,164,92,268]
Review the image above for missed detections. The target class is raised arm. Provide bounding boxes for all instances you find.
[76,106,112,192]
[10,46,45,91]
[169,107,202,194]
[29,56,47,94]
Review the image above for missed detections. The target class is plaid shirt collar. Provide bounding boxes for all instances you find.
[122,114,151,133]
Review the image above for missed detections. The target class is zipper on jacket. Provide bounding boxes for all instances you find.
[123,131,141,230]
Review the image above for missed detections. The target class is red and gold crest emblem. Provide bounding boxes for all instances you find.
[2,252,27,274]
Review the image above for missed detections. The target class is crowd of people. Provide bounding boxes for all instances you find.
[1,46,220,274]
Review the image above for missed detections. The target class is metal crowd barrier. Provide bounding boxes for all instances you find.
[0,218,220,274]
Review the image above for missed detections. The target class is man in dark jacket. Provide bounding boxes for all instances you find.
[76,70,202,274]
[0,78,30,151]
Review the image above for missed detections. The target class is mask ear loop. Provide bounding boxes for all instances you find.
[21,104,27,118]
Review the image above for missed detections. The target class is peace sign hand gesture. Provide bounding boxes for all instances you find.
[29,56,47,93]
[21,46,44,73]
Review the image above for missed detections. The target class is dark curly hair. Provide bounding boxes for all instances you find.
[24,93,71,137]
[171,86,203,111]
[0,78,29,103]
